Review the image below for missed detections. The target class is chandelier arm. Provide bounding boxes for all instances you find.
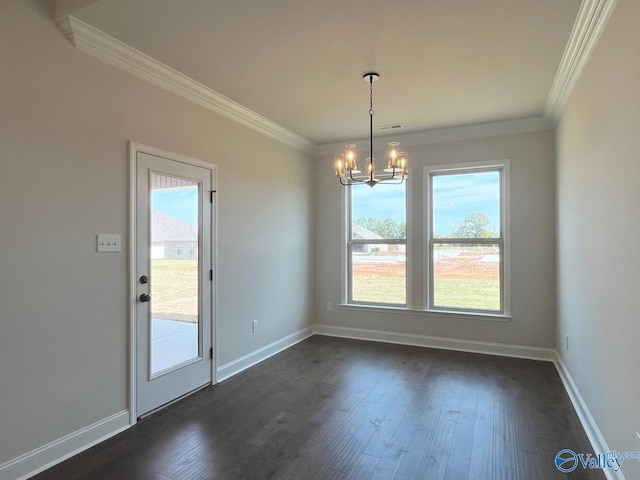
[374,168,406,184]
[343,171,368,185]
[376,175,405,185]
[340,176,359,186]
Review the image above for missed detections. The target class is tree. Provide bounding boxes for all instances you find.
[355,217,405,239]
[355,217,378,235]
[449,212,497,238]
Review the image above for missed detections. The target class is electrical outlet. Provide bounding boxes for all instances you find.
[252,320,258,333]
[327,302,333,311]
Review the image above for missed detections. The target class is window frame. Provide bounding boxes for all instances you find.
[343,182,410,308]
[424,160,511,316]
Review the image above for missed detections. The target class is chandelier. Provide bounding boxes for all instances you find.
[334,73,408,187]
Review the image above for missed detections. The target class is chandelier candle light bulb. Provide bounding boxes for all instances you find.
[384,141,401,172]
[334,156,343,177]
[335,73,408,187]
[345,144,359,172]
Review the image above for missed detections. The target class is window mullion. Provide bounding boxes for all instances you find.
[351,239,406,245]
[432,238,500,245]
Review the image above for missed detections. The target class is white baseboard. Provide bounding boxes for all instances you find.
[0,326,314,480]
[216,325,315,382]
[316,325,626,477]
[314,324,557,361]
[0,331,619,480]
[554,355,625,480]
[0,410,130,480]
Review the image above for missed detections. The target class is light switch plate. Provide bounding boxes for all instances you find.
[97,234,121,252]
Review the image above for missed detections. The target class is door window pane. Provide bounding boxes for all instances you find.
[150,174,200,375]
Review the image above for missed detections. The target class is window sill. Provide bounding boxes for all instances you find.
[339,303,512,322]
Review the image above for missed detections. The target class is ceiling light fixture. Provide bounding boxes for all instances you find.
[334,73,408,187]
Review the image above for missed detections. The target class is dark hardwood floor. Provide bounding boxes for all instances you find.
[32,336,604,479]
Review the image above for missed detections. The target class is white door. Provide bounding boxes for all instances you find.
[133,148,214,417]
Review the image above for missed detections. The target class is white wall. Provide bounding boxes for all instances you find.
[315,130,557,349]
[0,0,313,467]
[556,0,640,477]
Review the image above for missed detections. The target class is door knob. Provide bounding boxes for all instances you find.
[140,293,151,303]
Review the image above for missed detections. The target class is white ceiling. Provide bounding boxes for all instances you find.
[68,0,582,146]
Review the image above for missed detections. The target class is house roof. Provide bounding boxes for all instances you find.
[151,211,197,242]
[352,224,383,241]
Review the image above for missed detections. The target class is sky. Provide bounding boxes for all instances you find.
[151,171,500,236]
[352,183,406,224]
[432,171,500,236]
[351,171,500,237]
[152,187,198,226]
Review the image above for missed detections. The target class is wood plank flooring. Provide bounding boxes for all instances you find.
[31,336,605,480]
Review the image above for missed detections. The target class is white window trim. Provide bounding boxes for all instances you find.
[339,303,512,322]
[342,179,412,308]
[339,161,510,319]
[423,160,511,317]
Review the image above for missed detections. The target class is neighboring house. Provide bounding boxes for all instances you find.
[151,211,198,260]
[352,224,388,253]
[352,225,407,254]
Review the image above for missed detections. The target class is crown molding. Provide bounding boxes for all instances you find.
[57,1,614,156]
[544,0,619,124]
[313,116,552,156]
[57,16,316,154]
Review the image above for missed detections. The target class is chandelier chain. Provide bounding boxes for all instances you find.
[369,77,374,116]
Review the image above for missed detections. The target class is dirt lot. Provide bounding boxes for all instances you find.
[353,252,499,280]
[432,252,499,280]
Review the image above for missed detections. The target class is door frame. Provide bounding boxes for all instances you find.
[128,142,218,424]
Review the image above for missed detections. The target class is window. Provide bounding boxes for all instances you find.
[342,160,509,317]
[426,162,509,315]
[347,183,407,306]
[176,244,182,256]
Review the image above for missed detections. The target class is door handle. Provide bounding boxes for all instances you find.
[140,293,151,303]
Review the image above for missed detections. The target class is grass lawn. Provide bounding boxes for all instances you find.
[433,278,500,311]
[352,252,500,311]
[151,255,499,319]
[151,259,198,323]
[353,276,499,311]
[353,275,406,305]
